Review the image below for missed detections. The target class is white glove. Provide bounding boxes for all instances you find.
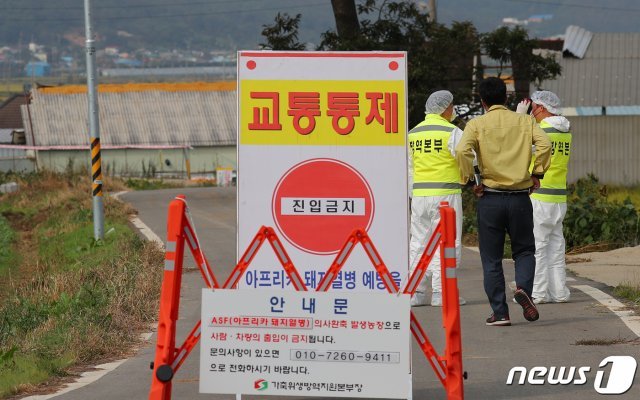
[516,99,531,114]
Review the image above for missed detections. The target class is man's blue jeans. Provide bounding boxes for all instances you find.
[477,192,536,318]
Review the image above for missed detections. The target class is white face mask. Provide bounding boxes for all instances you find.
[449,108,458,122]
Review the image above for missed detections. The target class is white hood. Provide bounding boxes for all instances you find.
[544,116,571,132]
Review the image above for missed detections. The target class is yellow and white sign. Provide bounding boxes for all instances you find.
[237,51,408,291]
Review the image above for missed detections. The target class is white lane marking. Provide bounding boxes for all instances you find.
[112,191,164,248]
[130,216,164,247]
[111,191,128,201]
[21,360,127,399]
[573,285,640,337]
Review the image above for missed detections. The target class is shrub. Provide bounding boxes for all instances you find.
[461,174,640,253]
[564,174,639,251]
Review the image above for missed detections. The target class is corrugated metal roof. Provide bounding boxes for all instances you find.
[21,89,237,147]
[0,94,27,129]
[539,30,640,107]
[562,25,593,59]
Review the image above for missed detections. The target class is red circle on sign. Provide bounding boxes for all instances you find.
[246,60,256,70]
[272,159,375,255]
[389,61,399,71]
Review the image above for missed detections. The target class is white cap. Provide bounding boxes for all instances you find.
[531,90,561,115]
[425,90,453,115]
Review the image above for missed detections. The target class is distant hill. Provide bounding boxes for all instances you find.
[1,0,639,51]
[0,0,335,51]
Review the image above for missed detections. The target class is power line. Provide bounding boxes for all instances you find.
[502,0,640,13]
[0,2,327,22]
[1,0,291,11]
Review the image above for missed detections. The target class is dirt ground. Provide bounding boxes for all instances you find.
[566,245,640,287]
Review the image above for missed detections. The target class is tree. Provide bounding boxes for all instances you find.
[260,13,306,51]
[481,26,561,100]
[330,0,360,40]
[318,0,479,126]
[261,1,561,125]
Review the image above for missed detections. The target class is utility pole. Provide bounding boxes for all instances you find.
[428,0,437,23]
[84,0,104,240]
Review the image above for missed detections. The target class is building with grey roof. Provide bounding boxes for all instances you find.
[19,85,237,181]
[539,26,640,184]
[0,94,33,173]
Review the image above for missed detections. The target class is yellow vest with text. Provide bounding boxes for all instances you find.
[409,114,461,197]
[530,120,572,203]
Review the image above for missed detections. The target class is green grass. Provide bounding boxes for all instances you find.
[0,171,164,398]
[124,177,216,191]
[613,284,640,306]
[125,178,185,191]
[607,185,640,211]
[0,216,16,276]
[0,352,74,396]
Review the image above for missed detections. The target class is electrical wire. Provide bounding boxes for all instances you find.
[0,1,327,22]
[501,0,640,13]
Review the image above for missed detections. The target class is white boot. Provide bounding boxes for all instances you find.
[431,292,442,307]
[431,292,466,306]
[411,291,428,307]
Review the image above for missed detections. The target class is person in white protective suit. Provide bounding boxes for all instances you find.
[408,90,466,307]
[516,91,572,303]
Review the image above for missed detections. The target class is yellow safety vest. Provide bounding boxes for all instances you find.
[409,114,461,197]
[530,120,572,203]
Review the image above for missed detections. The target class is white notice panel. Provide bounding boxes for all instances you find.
[199,289,411,398]
[237,51,409,291]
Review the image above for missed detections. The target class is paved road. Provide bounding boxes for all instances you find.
[49,187,639,399]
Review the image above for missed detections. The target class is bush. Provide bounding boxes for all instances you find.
[461,187,478,236]
[564,174,639,251]
[461,174,640,253]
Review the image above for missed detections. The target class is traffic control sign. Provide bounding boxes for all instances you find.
[237,51,409,289]
[272,158,374,255]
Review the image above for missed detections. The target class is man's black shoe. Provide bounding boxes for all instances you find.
[514,288,540,321]
[486,314,511,326]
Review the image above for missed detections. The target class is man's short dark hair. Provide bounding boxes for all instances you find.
[479,77,507,107]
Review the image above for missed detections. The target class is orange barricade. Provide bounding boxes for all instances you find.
[148,196,306,400]
[316,201,464,399]
[149,197,464,400]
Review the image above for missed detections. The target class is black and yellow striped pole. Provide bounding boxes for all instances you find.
[91,138,103,197]
[85,0,104,240]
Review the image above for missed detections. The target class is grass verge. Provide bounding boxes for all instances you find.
[124,178,215,191]
[0,215,17,276]
[613,284,640,307]
[0,171,163,398]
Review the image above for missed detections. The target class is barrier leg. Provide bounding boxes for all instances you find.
[223,226,270,288]
[440,203,464,400]
[169,321,202,375]
[403,221,442,296]
[149,196,188,400]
